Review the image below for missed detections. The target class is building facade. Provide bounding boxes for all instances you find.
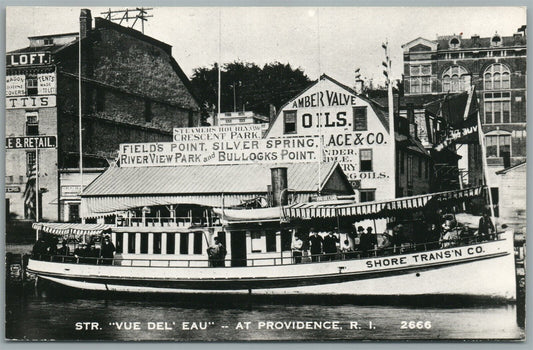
[402,28,526,186]
[266,74,432,201]
[6,9,201,223]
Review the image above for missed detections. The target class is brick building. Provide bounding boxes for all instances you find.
[402,27,526,189]
[6,9,200,224]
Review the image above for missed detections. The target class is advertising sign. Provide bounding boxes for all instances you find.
[119,136,320,167]
[6,75,26,97]
[173,124,264,142]
[37,72,56,95]
[6,135,57,149]
[6,52,51,66]
[6,95,56,109]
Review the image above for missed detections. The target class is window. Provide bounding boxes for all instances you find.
[485,131,512,158]
[491,35,502,47]
[399,151,405,174]
[68,204,80,223]
[5,176,13,184]
[188,111,194,127]
[225,119,232,123]
[115,232,124,254]
[25,111,39,135]
[418,158,422,177]
[179,233,189,254]
[251,231,262,252]
[409,64,431,94]
[442,65,470,92]
[153,233,162,254]
[166,233,175,254]
[26,151,36,177]
[266,231,277,252]
[140,233,148,254]
[449,37,461,49]
[484,92,511,124]
[283,110,297,134]
[424,160,429,179]
[225,112,232,116]
[44,38,53,45]
[359,149,373,172]
[193,232,203,254]
[360,189,376,203]
[239,118,246,123]
[26,75,38,95]
[484,64,511,91]
[128,234,136,254]
[144,100,152,122]
[353,106,367,131]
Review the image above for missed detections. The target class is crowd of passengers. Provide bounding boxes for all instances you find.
[291,211,496,263]
[32,230,116,265]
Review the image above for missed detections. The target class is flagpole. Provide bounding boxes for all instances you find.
[317,8,322,195]
[217,9,221,124]
[477,108,497,230]
[35,147,40,223]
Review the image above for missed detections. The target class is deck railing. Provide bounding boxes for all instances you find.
[32,234,500,269]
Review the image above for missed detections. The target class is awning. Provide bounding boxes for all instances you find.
[286,186,484,219]
[32,223,112,236]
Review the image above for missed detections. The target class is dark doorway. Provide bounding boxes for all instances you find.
[230,231,247,267]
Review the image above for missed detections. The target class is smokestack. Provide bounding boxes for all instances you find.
[271,167,288,207]
[80,9,92,39]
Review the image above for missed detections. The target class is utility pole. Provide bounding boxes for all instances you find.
[101,8,153,33]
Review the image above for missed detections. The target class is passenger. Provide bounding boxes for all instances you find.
[359,228,373,257]
[378,232,393,255]
[308,228,323,262]
[100,235,116,265]
[207,237,226,267]
[291,234,304,264]
[74,243,89,263]
[32,236,49,260]
[58,240,70,256]
[323,231,339,261]
[478,211,495,241]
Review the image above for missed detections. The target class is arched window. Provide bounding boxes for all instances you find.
[484,64,511,90]
[491,35,502,47]
[442,65,470,92]
[449,37,461,49]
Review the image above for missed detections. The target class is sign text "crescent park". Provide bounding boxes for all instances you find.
[119,136,320,167]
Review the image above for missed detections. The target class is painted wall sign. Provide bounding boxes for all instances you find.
[6,52,51,66]
[290,90,357,109]
[119,136,320,167]
[37,73,56,95]
[6,135,57,149]
[6,95,56,109]
[6,75,26,97]
[173,124,264,142]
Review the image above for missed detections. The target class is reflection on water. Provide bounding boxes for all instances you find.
[5,284,524,341]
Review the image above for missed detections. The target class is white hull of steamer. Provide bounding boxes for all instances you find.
[28,233,516,300]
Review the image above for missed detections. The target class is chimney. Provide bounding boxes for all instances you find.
[354,79,364,94]
[471,34,480,46]
[80,9,92,39]
[271,167,288,207]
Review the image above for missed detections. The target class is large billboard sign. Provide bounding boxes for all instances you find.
[119,136,320,167]
[6,135,57,149]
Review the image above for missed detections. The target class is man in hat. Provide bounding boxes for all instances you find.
[323,231,339,261]
[207,237,226,267]
[478,211,495,241]
[100,234,116,265]
[308,228,323,262]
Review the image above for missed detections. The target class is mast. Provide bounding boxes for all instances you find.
[79,20,84,200]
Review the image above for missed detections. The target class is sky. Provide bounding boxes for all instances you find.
[6,6,527,87]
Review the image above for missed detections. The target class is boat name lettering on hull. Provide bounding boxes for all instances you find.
[366,246,485,268]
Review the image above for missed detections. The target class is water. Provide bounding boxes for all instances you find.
[5,283,524,341]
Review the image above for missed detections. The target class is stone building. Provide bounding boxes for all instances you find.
[401,27,527,188]
[6,9,201,224]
